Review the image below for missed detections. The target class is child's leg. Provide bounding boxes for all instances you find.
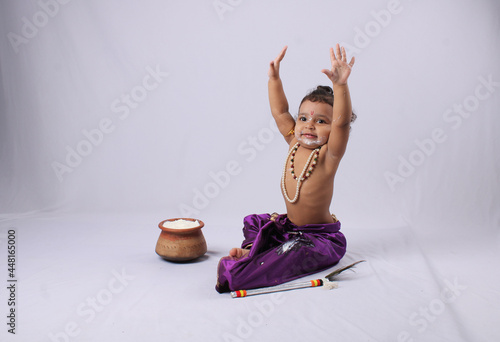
[224,213,272,259]
[216,215,346,293]
[218,233,345,292]
[240,213,274,249]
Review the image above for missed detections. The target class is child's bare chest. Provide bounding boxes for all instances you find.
[282,144,335,204]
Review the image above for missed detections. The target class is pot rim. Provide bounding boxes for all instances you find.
[158,218,204,233]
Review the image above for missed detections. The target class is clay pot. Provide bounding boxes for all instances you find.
[155,218,207,262]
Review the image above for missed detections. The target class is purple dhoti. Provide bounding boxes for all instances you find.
[215,213,347,293]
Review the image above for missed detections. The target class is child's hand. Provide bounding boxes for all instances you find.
[268,46,288,79]
[321,44,355,86]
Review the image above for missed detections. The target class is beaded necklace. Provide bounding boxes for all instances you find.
[281,142,321,203]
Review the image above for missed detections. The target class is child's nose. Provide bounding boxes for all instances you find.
[305,121,315,129]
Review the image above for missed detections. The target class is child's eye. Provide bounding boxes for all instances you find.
[299,116,307,122]
[317,119,326,124]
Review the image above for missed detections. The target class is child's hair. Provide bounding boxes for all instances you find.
[299,86,357,124]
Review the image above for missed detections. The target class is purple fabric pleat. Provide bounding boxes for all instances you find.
[216,213,347,293]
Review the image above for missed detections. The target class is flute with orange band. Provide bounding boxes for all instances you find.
[231,278,337,298]
[231,260,365,298]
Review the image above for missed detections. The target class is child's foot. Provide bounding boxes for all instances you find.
[229,248,250,259]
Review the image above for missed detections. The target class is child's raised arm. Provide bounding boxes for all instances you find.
[268,46,295,144]
[321,44,356,161]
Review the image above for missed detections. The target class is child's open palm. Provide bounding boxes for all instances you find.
[268,46,288,79]
[322,44,355,85]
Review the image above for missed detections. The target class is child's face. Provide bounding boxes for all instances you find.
[295,100,333,149]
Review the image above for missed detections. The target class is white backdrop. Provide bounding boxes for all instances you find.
[0,0,499,341]
[1,0,499,231]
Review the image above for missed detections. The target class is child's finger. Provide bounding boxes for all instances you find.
[341,46,347,62]
[280,45,288,58]
[321,69,333,79]
[335,43,342,60]
[349,56,355,68]
[329,47,336,65]
[276,45,288,62]
[268,61,276,77]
